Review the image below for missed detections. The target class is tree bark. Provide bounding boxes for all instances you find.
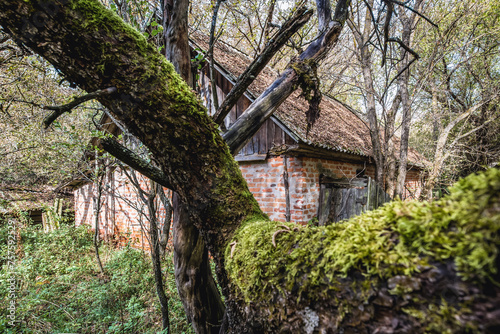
[147,181,170,332]
[157,185,172,258]
[348,0,385,186]
[173,193,225,334]
[394,12,413,199]
[163,0,192,86]
[384,93,401,198]
[421,105,478,199]
[163,1,226,331]
[93,170,105,274]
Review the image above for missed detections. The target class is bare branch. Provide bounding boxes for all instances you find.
[333,0,350,24]
[381,0,394,67]
[208,0,225,112]
[223,0,352,154]
[43,87,117,129]
[316,0,332,32]
[383,56,418,96]
[262,0,277,45]
[389,0,438,28]
[387,37,420,60]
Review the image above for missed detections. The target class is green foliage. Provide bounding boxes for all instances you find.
[411,0,500,185]
[226,168,500,304]
[0,50,95,187]
[0,224,193,333]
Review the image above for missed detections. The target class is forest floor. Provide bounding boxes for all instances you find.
[0,220,194,334]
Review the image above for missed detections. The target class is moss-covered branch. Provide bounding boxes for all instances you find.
[225,169,500,332]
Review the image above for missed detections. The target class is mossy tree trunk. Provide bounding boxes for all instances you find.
[163,0,226,331]
[1,1,499,333]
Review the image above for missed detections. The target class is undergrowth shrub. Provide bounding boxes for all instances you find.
[0,223,193,333]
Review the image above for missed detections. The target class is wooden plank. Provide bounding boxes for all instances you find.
[274,124,284,144]
[329,188,343,223]
[341,189,351,221]
[267,121,275,148]
[229,106,237,128]
[320,175,367,188]
[246,138,255,155]
[258,121,268,154]
[355,188,364,216]
[253,128,259,154]
[285,131,295,145]
[318,185,332,226]
[366,177,372,211]
[235,154,267,162]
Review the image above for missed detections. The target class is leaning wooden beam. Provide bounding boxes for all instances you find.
[224,0,351,154]
[98,137,173,190]
[212,6,313,126]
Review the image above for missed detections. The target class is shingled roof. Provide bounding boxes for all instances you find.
[190,31,426,167]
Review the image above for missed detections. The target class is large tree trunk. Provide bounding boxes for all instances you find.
[1,1,499,333]
[394,1,422,199]
[384,93,401,198]
[163,0,192,87]
[348,0,385,186]
[163,1,225,331]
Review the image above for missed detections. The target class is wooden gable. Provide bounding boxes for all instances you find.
[197,64,295,161]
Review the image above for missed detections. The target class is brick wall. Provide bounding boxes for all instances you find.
[74,169,172,252]
[239,157,288,222]
[403,169,423,200]
[239,156,422,224]
[239,156,374,224]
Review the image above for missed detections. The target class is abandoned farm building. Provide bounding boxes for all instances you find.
[69,32,426,249]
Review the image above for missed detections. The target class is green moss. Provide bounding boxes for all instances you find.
[423,300,478,333]
[225,169,500,305]
[291,59,319,102]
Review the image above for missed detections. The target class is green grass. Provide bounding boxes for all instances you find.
[0,222,194,333]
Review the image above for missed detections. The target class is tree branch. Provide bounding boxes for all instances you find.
[98,136,173,190]
[383,56,417,97]
[387,37,420,60]
[381,0,394,67]
[212,6,313,126]
[208,0,224,113]
[317,0,332,32]
[43,87,117,129]
[223,0,352,154]
[389,0,438,28]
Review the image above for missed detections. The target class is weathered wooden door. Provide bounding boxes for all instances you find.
[318,176,391,225]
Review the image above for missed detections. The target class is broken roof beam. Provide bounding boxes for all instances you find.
[212,6,313,126]
[224,0,352,155]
